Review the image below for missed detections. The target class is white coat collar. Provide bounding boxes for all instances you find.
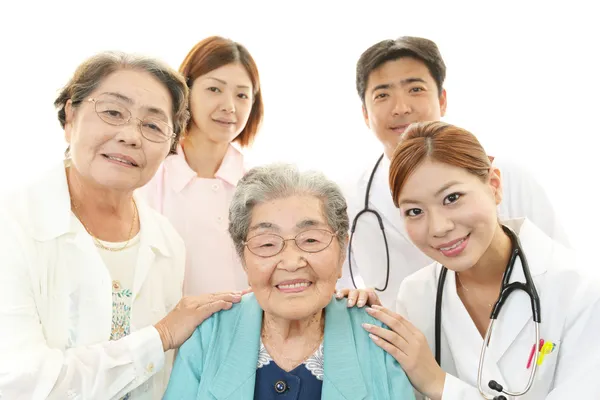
[441,218,551,389]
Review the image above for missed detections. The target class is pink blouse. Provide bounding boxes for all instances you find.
[139,144,248,296]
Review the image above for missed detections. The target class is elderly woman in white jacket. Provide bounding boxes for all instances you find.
[0,52,243,400]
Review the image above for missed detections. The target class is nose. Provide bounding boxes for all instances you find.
[115,118,143,148]
[428,207,454,238]
[277,239,307,271]
[220,93,236,113]
[392,95,412,116]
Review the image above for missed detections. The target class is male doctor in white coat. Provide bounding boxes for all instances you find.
[338,36,570,308]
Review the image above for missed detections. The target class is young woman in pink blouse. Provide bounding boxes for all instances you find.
[140,36,264,296]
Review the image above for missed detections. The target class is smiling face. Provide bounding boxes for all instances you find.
[187,62,253,145]
[397,159,503,271]
[243,195,343,321]
[64,68,174,191]
[362,57,447,159]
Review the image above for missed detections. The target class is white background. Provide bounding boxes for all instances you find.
[0,1,597,271]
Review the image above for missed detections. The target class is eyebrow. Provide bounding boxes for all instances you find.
[398,181,462,206]
[370,77,428,94]
[99,91,169,120]
[206,77,251,90]
[248,219,325,232]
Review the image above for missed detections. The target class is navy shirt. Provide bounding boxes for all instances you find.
[254,341,324,399]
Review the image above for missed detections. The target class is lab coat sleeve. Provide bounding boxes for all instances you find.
[0,210,166,400]
[163,319,214,399]
[495,157,570,248]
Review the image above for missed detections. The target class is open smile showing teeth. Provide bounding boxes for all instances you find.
[439,238,466,251]
[103,155,138,167]
[277,282,311,289]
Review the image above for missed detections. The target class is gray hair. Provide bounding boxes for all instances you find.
[229,163,349,259]
[54,51,190,157]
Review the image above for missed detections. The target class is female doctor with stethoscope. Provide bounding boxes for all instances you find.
[340,121,600,399]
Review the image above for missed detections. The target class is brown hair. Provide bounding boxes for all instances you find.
[356,36,446,103]
[179,36,263,148]
[54,51,189,156]
[389,121,492,207]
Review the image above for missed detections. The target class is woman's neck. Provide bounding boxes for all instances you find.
[67,166,138,241]
[460,224,512,286]
[262,310,324,344]
[181,128,230,179]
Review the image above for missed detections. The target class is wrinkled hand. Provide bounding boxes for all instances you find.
[335,287,382,308]
[363,305,445,400]
[154,291,247,351]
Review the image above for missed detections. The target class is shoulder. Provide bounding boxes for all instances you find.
[180,294,252,355]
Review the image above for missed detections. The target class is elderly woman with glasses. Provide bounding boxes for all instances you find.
[163,164,416,400]
[0,52,243,400]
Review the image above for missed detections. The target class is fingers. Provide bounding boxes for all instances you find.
[367,290,382,307]
[335,288,378,308]
[196,292,242,306]
[240,287,253,295]
[362,322,409,352]
[368,331,408,364]
[365,306,414,340]
[370,305,418,334]
[196,300,233,323]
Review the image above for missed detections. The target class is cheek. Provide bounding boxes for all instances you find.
[405,220,427,246]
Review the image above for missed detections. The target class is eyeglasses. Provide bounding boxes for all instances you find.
[88,98,175,143]
[243,229,337,258]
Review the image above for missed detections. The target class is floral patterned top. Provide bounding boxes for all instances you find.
[96,233,141,400]
[254,341,324,399]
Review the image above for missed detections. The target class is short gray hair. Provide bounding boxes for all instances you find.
[229,163,349,259]
[54,51,190,157]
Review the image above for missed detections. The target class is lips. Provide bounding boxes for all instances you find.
[389,124,410,134]
[435,234,470,251]
[275,279,312,289]
[102,154,139,167]
[213,118,236,125]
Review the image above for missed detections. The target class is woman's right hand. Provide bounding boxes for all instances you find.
[335,287,382,308]
[154,291,246,351]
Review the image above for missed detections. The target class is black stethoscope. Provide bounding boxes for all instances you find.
[348,154,390,292]
[434,225,542,400]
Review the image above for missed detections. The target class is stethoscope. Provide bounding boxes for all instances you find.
[348,154,390,291]
[434,225,542,400]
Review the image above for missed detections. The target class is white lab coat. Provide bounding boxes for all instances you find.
[0,162,186,400]
[338,155,571,308]
[397,218,600,399]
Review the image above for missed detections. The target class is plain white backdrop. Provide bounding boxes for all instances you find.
[0,1,597,271]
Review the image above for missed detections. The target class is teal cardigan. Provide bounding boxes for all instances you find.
[163,294,416,399]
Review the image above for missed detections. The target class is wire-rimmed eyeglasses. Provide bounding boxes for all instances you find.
[243,229,338,258]
[88,98,175,143]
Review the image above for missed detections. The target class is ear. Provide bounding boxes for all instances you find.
[64,99,75,144]
[362,104,371,130]
[488,166,503,205]
[439,88,447,117]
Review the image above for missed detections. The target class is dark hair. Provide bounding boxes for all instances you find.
[54,51,189,156]
[389,121,491,207]
[179,36,263,148]
[356,36,446,102]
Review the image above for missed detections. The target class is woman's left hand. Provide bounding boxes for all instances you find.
[363,305,446,400]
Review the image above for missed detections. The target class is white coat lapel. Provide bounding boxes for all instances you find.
[488,219,549,362]
[443,270,508,390]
